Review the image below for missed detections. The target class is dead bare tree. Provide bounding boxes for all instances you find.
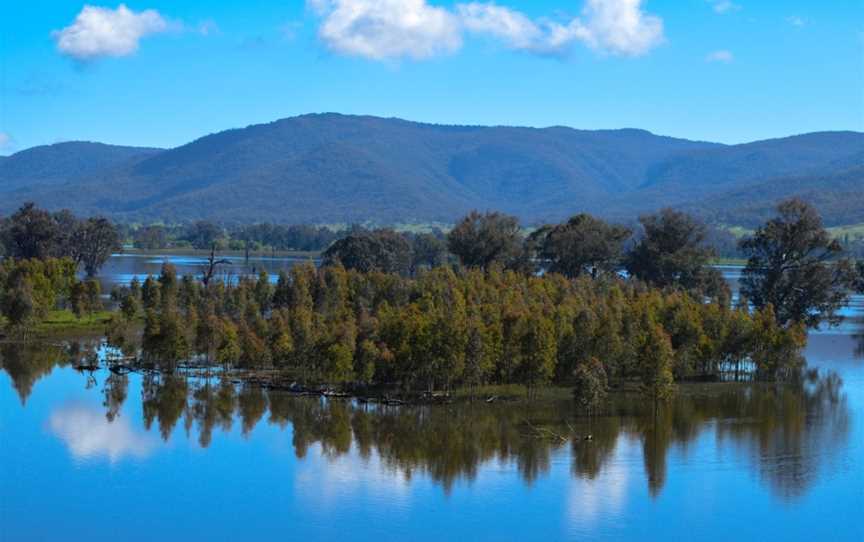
[201,243,231,287]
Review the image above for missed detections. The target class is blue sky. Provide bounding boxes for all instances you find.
[1,0,862,154]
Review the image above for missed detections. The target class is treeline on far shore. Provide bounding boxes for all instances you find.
[0,198,862,405]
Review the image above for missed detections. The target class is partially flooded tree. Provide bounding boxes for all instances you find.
[70,217,122,277]
[572,357,608,411]
[639,323,676,410]
[740,198,857,328]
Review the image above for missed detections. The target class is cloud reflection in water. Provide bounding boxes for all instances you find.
[48,402,156,463]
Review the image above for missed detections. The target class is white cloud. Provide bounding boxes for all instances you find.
[785,15,806,27]
[309,0,462,61]
[308,0,664,60]
[458,3,547,51]
[706,49,733,63]
[53,4,169,60]
[575,0,665,56]
[0,132,11,149]
[707,0,741,14]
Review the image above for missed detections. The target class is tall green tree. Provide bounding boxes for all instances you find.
[536,214,631,278]
[1,203,59,260]
[638,322,676,409]
[625,209,726,297]
[323,230,412,275]
[70,218,122,277]
[447,211,523,271]
[740,198,857,328]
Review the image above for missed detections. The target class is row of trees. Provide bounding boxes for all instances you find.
[108,259,805,404]
[326,200,859,330]
[1,203,121,276]
[130,221,345,252]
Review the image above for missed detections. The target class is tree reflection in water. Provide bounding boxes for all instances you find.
[0,339,852,500]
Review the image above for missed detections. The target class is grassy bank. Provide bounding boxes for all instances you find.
[36,310,113,333]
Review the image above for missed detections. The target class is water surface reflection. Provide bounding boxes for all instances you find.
[1,341,851,500]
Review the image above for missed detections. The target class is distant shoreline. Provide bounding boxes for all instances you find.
[119,248,322,260]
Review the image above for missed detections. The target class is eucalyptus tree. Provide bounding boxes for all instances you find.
[740,198,857,328]
[625,208,726,297]
[535,213,631,278]
[447,211,524,271]
[323,230,412,275]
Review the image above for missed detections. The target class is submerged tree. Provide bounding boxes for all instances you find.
[572,357,608,411]
[740,198,857,328]
[70,217,122,277]
[638,322,676,410]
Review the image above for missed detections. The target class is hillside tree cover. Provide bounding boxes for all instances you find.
[2,115,862,226]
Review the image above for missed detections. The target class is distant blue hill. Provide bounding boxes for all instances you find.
[1,114,861,225]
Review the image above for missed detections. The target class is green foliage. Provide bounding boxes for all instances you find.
[70,279,102,319]
[638,322,676,405]
[323,230,412,275]
[626,208,728,298]
[749,305,806,381]
[125,259,805,390]
[1,203,120,276]
[740,198,857,328]
[534,213,631,278]
[447,211,524,271]
[0,257,77,329]
[572,357,608,410]
[4,117,861,226]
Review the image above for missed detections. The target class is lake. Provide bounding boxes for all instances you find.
[91,252,317,294]
[1,266,862,541]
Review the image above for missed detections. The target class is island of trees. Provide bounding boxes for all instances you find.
[1,198,861,407]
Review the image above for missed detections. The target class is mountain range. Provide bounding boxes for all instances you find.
[1,113,861,226]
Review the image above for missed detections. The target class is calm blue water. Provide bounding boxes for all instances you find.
[1,275,862,541]
[94,252,313,292]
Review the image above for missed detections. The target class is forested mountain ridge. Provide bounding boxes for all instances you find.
[1,114,861,225]
[0,142,161,191]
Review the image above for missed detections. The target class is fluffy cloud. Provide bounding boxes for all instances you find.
[458,3,547,51]
[785,16,806,27]
[309,0,665,60]
[0,132,11,151]
[706,49,733,63]
[309,0,462,60]
[53,4,168,60]
[575,0,664,56]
